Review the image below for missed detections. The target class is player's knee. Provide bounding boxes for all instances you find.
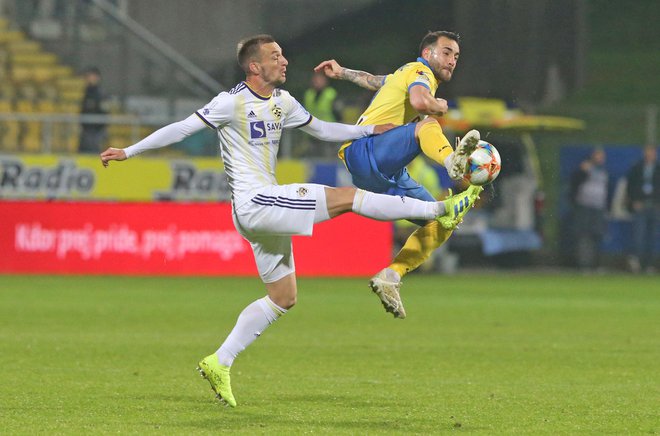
[284,295,297,309]
[271,293,296,309]
[265,273,297,309]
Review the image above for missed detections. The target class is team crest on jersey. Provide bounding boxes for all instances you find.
[415,73,430,85]
[271,105,282,119]
[297,187,308,197]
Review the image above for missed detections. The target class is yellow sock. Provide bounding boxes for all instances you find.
[389,220,453,277]
[418,120,453,167]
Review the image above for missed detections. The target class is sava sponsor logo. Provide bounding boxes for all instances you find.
[155,162,231,201]
[249,121,282,139]
[0,158,94,197]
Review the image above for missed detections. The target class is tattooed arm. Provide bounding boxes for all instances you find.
[314,59,385,91]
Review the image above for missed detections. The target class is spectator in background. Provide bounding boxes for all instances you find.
[569,147,609,271]
[78,66,107,153]
[294,71,342,158]
[303,71,341,122]
[625,145,659,273]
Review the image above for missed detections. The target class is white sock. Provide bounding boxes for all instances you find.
[352,189,440,220]
[216,296,286,367]
[444,153,454,169]
[383,267,401,283]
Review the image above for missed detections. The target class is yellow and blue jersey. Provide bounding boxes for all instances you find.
[339,57,438,160]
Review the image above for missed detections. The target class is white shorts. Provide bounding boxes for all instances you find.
[232,183,328,283]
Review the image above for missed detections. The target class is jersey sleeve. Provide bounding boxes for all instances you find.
[194,92,234,129]
[123,114,206,158]
[280,91,313,129]
[406,66,435,93]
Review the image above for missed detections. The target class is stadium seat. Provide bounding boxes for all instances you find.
[32,66,57,83]
[11,52,58,65]
[10,64,33,83]
[56,76,86,91]
[0,99,19,151]
[4,40,41,53]
[0,29,25,44]
[15,99,42,152]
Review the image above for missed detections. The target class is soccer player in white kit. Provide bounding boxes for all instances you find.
[100,34,475,407]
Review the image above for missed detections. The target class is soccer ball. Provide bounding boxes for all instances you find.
[463,140,502,186]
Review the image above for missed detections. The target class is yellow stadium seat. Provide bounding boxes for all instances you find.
[56,76,86,91]
[51,65,73,78]
[0,99,12,113]
[59,89,84,102]
[32,66,57,83]
[5,40,40,53]
[108,124,132,136]
[108,136,129,149]
[58,101,80,114]
[38,84,58,100]
[140,126,155,137]
[0,122,20,151]
[0,30,25,44]
[0,99,19,151]
[11,64,33,82]
[0,83,15,99]
[16,99,34,113]
[36,100,57,113]
[21,133,42,153]
[12,52,58,65]
[13,99,41,152]
[52,121,80,153]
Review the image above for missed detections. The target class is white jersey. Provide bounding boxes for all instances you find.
[195,82,312,208]
[123,80,374,208]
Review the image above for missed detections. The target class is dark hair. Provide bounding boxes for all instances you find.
[237,34,276,73]
[418,31,460,56]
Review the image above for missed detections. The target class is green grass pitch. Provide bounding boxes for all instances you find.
[1,273,658,434]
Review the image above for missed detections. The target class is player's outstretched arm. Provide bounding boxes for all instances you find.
[99,114,207,167]
[314,59,385,91]
[299,117,395,142]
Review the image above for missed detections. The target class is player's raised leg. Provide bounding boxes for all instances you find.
[414,119,480,181]
[437,184,484,229]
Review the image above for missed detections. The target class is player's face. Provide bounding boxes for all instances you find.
[425,37,460,82]
[257,42,288,86]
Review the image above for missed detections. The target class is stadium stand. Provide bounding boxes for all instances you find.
[0,16,140,153]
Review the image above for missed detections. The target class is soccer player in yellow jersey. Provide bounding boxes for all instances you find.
[315,31,483,319]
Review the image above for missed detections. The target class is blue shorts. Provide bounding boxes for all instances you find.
[343,123,434,202]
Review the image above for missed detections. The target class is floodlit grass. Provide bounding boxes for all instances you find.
[1,274,658,434]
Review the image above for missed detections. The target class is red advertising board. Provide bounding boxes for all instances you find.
[0,201,392,276]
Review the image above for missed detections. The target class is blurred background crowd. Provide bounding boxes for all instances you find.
[0,0,657,274]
